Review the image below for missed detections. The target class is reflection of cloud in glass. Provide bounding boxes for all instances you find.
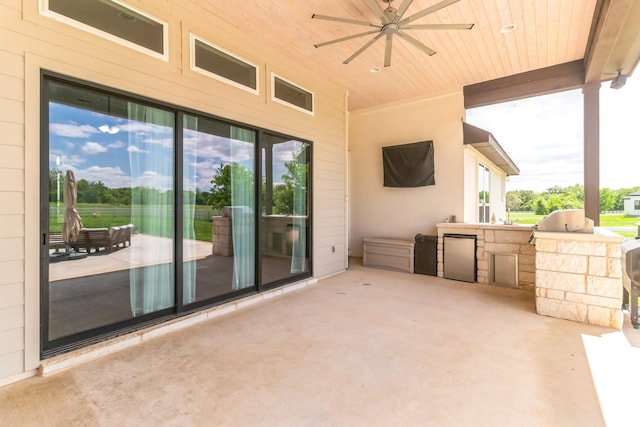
[108,141,125,148]
[49,152,86,168]
[82,141,108,154]
[77,165,131,188]
[184,130,255,191]
[134,170,173,192]
[127,145,150,154]
[50,122,98,138]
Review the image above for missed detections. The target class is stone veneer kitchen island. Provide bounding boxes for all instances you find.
[436,223,625,329]
[436,222,536,290]
[534,228,624,329]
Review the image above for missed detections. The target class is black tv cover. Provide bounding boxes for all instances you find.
[382,140,435,187]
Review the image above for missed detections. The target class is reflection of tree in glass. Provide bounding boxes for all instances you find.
[209,162,254,210]
[273,158,308,215]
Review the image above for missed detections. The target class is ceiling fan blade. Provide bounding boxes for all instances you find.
[399,0,460,25]
[393,0,415,22]
[344,32,386,64]
[364,0,390,24]
[384,33,393,67]
[402,23,474,30]
[397,31,437,56]
[314,29,381,48]
[312,14,381,28]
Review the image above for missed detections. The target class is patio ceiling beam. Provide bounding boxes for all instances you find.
[584,0,640,84]
[462,60,585,109]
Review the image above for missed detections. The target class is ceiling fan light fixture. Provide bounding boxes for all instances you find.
[499,24,517,34]
[312,0,475,67]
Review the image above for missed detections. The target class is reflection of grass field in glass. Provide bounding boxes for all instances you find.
[49,203,216,242]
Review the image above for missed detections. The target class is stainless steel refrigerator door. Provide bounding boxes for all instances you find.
[443,235,476,282]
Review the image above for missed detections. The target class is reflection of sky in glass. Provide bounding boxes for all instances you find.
[263,140,306,186]
[50,102,308,193]
[49,102,175,190]
[183,128,255,191]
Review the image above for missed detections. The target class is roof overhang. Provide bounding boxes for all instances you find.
[463,122,520,176]
[584,0,640,84]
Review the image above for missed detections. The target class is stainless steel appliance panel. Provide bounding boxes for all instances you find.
[443,234,476,282]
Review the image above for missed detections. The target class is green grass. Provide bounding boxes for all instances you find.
[49,203,216,242]
[510,212,639,238]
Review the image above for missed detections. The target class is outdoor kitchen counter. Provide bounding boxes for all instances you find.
[436,222,536,290]
[435,223,626,328]
[533,227,625,329]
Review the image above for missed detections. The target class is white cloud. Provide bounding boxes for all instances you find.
[133,170,173,192]
[81,141,108,155]
[108,141,125,148]
[127,145,150,154]
[50,123,98,138]
[76,165,131,188]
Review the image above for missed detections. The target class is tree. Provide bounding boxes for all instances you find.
[506,192,521,211]
[209,163,254,210]
[599,188,616,212]
[272,152,308,215]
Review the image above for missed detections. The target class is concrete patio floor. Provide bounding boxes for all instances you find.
[1,260,638,426]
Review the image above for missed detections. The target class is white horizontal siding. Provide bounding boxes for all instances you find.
[0,283,23,309]
[0,350,23,380]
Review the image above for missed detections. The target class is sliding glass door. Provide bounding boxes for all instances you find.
[182,114,256,305]
[42,74,312,355]
[45,78,175,343]
[261,134,311,286]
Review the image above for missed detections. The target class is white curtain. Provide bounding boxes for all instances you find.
[182,115,198,304]
[230,127,255,290]
[128,103,175,316]
[290,142,307,273]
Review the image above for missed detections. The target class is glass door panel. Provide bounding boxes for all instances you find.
[46,79,175,341]
[182,114,256,304]
[261,134,310,285]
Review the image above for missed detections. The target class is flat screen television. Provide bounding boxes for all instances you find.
[382,140,435,188]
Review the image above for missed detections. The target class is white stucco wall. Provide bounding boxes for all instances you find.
[349,93,466,257]
[463,146,508,223]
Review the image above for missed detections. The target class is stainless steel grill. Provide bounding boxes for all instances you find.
[621,239,640,329]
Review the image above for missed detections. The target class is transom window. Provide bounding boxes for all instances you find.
[272,74,314,115]
[191,34,259,94]
[41,0,168,60]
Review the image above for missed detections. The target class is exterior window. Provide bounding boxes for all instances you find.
[42,0,167,60]
[635,200,640,210]
[272,74,314,115]
[479,164,490,222]
[41,74,312,355]
[191,35,258,94]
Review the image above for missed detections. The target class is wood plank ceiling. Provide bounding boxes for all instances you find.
[196,0,599,111]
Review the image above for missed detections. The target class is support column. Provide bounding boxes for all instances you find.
[583,83,600,226]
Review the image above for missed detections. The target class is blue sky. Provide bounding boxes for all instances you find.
[49,104,298,192]
[466,75,640,192]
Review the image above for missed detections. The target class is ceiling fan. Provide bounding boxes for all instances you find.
[312,0,474,67]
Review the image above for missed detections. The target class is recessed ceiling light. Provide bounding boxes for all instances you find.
[500,24,517,34]
[370,67,381,73]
